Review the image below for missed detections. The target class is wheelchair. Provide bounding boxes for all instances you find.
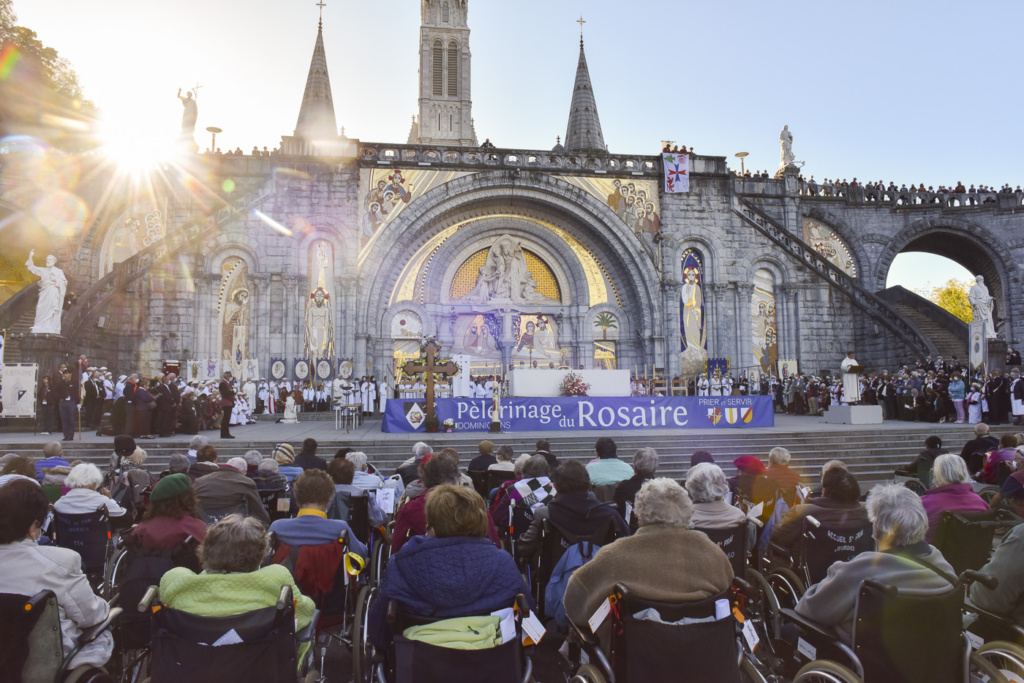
[196,499,249,525]
[360,593,535,683]
[964,597,1024,681]
[762,515,874,609]
[0,589,122,683]
[778,571,1005,682]
[566,581,768,683]
[932,508,1023,575]
[694,523,788,670]
[270,527,364,681]
[521,516,620,621]
[138,584,318,683]
[104,534,201,682]
[53,506,117,597]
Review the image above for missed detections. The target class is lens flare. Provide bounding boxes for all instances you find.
[0,45,22,81]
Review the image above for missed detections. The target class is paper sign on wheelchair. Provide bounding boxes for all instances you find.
[377,488,396,515]
[741,619,759,651]
[521,611,546,645]
[211,629,244,647]
[745,502,763,524]
[797,637,816,661]
[277,498,291,512]
[490,607,516,644]
[624,502,633,523]
[589,598,612,633]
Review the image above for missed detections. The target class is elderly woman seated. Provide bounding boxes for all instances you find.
[128,473,207,567]
[613,448,659,528]
[368,484,532,651]
[768,467,867,554]
[53,463,131,528]
[0,480,114,671]
[159,514,315,648]
[564,478,734,654]
[687,463,748,529]
[794,484,955,645]
[921,454,988,542]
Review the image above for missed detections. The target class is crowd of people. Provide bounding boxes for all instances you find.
[3,426,1024,679]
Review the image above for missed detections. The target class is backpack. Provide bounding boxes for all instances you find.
[545,540,601,629]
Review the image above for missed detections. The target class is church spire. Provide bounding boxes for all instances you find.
[563,31,608,154]
[294,18,338,140]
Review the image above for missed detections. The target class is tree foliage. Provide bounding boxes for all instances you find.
[926,278,973,323]
[0,0,95,148]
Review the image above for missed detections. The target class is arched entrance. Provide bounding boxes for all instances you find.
[356,171,663,378]
[875,219,1020,339]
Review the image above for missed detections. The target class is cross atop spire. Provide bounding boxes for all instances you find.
[316,1,326,28]
[577,14,586,44]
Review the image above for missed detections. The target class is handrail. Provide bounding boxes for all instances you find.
[60,183,273,338]
[732,197,937,359]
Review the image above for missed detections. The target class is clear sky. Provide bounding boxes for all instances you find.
[15,0,1011,290]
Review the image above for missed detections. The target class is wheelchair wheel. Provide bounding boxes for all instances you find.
[104,545,130,600]
[570,663,608,683]
[371,535,390,586]
[970,650,1014,682]
[902,479,927,496]
[768,568,804,611]
[352,584,377,683]
[793,660,863,682]
[740,654,770,683]
[745,567,783,643]
[977,641,1024,682]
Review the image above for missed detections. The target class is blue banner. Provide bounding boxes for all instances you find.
[382,396,775,433]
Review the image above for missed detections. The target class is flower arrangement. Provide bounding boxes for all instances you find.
[560,372,591,397]
[442,418,455,433]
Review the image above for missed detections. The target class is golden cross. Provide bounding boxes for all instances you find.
[317,1,326,22]
[577,15,586,39]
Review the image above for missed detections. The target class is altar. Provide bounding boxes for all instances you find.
[508,369,631,397]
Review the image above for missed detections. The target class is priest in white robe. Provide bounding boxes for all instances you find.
[361,378,373,415]
[841,352,862,404]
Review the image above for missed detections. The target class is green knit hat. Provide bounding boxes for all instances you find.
[151,473,191,503]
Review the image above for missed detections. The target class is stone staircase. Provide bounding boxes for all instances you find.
[4,423,989,491]
[2,310,36,363]
[887,303,967,360]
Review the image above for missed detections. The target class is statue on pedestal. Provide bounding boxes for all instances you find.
[780,125,795,168]
[177,88,198,135]
[25,250,67,335]
[969,275,997,339]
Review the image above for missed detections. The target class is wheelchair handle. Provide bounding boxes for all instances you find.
[961,570,998,591]
[805,515,821,528]
[138,585,158,613]
[276,585,291,610]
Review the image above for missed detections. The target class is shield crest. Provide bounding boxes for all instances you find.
[707,408,722,426]
[725,408,738,424]
[404,402,426,429]
[741,407,754,424]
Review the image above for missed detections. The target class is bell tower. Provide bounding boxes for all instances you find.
[409,0,477,146]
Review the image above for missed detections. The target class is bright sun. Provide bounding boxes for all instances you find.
[98,119,178,173]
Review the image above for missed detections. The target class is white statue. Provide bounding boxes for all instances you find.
[462,235,559,305]
[25,250,67,335]
[969,275,997,339]
[780,125,795,167]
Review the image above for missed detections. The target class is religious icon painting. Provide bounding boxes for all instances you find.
[316,359,333,381]
[680,249,707,353]
[512,314,560,362]
[294,360,311,381]
[752,269,779,373]
[203,359,220,381]
[270,359,287,380]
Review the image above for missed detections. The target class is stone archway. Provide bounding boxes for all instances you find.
[356,171,663,375]
[875,218,1020,338]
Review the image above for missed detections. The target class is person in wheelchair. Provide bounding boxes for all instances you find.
[969,513,1024,626]
[491,454,552,532]
[368,484,533,651]
[794,483,955,645]
[392,450,501,553]
[920,454,989,541]
[768,467,866,555]
[751,447,803,508]
[128,473,207,556]
[158,514,315,649]
[563,478,734,654]
[325,458,386,528]
[269,469,367,559]
[687,462,750,529]
[54,463,132,529]
[895,435,948,488]
[193,455,271,526]
[979,434,1020,484]
[516,460,629,562]
[0,480,115,671]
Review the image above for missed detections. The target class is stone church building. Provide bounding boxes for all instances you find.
[2,0,1022,385]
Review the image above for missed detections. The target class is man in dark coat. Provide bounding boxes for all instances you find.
[218,372,236,439]
[153,376,174,438]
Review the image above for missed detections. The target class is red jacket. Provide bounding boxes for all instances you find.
[392,489,502,553]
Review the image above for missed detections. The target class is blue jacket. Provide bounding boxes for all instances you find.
[368,535,532,650]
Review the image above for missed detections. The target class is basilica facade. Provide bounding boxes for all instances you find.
[3,0,1022,384]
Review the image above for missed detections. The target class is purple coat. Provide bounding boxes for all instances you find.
[921,483,989,541]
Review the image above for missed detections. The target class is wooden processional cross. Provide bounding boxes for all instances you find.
[403,342,458,421]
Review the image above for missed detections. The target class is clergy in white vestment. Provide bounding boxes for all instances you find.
[841,352,862,404]
[710,375,723,397]
[361,379,373,415]
[282,394,299,423]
